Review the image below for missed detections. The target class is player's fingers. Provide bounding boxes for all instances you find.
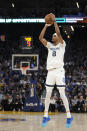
[49,13,56,22]
[50,13,55,17]
[50,13,54,15]
[45,24,52,27]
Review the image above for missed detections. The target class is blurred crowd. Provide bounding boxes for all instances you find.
[0,56,87,112]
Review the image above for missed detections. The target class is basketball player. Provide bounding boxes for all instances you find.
[39,13,73,128]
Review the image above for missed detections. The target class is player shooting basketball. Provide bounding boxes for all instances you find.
[39,13,73,128]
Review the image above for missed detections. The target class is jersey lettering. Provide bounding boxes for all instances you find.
[52,51,56,56]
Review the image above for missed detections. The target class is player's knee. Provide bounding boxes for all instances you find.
[58,88,66,98]
[58,87,65,92]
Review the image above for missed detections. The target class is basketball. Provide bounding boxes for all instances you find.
[45,13,54,24]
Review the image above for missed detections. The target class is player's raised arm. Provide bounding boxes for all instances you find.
[39,24,51,47]
[52,14,63,44]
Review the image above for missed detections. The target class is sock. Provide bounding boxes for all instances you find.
[67,112,71,118]
[44,112,48,118]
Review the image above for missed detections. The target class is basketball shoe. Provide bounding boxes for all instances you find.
[41,116,50,127]
[66,116,73,128]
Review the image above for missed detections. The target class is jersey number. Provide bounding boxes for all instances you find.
[52,51,56,56]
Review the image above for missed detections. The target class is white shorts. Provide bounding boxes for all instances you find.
[45,67,65,87]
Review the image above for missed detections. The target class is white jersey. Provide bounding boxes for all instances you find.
[46,40,66,70]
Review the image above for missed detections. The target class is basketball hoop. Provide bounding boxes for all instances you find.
[20,66,29,75]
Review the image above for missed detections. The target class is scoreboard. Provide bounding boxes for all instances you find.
[20,36,33,49]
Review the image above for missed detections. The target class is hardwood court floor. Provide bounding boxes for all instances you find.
[0,111,87,131]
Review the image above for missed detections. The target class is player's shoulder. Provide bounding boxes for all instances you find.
[63,40,66,45]
[46,41,53,48]
[60,40,66,47]
[47,41,53,45]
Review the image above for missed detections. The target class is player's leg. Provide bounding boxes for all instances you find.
[56,68,73,128]
[58,87,71,118]
[44,86,53,118]
[42,86,53,127]
[42,70,55,127]
[58,87,73,128]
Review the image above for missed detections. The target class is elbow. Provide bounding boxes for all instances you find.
[39,36,41,40]
[39,36,42,41]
